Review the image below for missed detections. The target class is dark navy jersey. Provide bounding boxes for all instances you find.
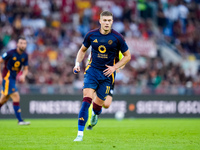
[83,28,128,70]
[1,49,28,79]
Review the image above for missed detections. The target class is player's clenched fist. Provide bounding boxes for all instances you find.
[73,62,80,74]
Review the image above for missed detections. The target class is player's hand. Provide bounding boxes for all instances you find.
[73,66,80,74]
[18,74,26,83]
[103,65,116,77]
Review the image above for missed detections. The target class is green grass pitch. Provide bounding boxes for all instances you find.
[0,118,199,150]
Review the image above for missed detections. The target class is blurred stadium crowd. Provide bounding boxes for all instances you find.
[0,0,200,95]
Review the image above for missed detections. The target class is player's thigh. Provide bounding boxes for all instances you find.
[83,68,98,98]
[10,92,20,102]
[0,93,10,104]
[103,95,113,109]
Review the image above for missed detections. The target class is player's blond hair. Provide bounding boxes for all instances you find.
[100,11,113,17]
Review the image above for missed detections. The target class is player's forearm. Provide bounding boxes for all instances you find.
[22,67,28,77]
[0,57,4,74]
[75,45,88,65]
[114,55,130,70]
[114,49,131,70]
[76,50,86,64]
[120,65,125,70]
[0,64,1,76]
[0,63,2,78]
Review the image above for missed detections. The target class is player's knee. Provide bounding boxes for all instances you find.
[82,97,92,104]
[103,96,112,109]
[12,97,20,103]
[0,95,10,104]
[11,92,20,102]
[13,96,20,102]
[103,104,110,109]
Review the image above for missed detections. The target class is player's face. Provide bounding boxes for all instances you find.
[99,16,113,32]
[17,39,27,52]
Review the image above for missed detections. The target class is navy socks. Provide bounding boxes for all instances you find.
[78,97,92,131]
[13,102,23,122]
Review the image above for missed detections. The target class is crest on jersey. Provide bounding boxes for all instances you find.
[21,58,25,62]
[108,40,113,45]
[13,57,17,61]
[93,39,98,43]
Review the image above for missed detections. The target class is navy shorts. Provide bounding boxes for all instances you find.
[1,78,18,96]
[83,66,115,100]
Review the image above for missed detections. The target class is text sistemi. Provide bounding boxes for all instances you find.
[136,101,177,114]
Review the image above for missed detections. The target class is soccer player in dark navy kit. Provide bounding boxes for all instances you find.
[86,52,124,130]
[0,37,30,125]
[73,11,131,141]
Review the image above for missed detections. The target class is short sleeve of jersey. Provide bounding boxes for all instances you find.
[82,32,91,48]
[119,37,128,53]
[1,51,12,60]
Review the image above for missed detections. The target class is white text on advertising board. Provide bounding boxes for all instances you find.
[136,100,200,114]
[29,100,127,114]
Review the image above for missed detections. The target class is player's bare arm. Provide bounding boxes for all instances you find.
[103,50,131,77]
[19,66,28,83]
[0,57,4,84]
[73,44,88,74]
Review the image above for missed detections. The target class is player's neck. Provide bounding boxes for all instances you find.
[100,28,111,35]
[16,48,23,55]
